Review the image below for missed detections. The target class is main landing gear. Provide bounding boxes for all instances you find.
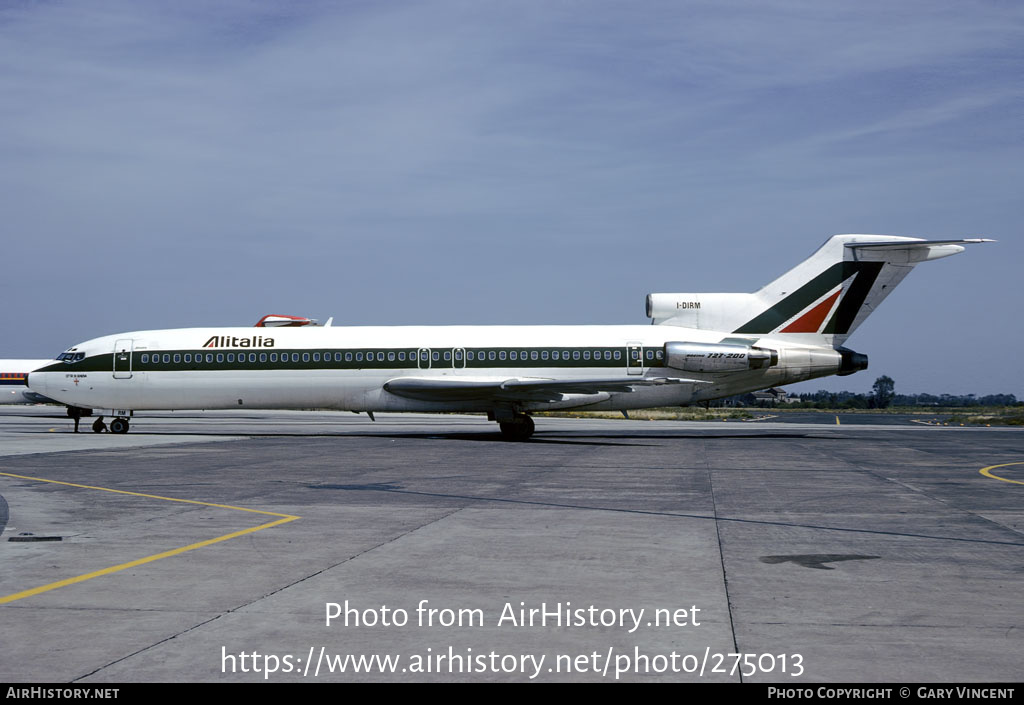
[109,417,130,434]
[497,414,534,442]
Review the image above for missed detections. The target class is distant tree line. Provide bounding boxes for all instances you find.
[791,390,1018,409]
[715,374,1018,409]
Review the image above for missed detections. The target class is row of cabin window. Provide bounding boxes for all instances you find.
[137,348,666,366]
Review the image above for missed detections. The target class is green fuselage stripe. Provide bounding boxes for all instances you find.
[39,345,662,374]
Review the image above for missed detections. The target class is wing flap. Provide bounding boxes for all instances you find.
[383,375,707,403]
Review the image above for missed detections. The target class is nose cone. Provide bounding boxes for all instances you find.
[26,371,46,396]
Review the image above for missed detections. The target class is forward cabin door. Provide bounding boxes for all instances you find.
[113,339,134,379]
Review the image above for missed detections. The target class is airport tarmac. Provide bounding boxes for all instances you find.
[0,407,1021,683]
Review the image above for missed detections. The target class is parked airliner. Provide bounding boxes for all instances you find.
[29,235,989,439]
[1,360,56,405]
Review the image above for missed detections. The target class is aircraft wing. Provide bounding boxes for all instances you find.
[383,375,708,403]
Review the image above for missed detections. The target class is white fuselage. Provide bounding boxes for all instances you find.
[28,325,843,414]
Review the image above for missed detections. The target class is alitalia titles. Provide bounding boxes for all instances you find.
[203,335,275,348]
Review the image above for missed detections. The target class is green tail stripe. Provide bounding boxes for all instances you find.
[822,261,884,335]
[733,262,859,334]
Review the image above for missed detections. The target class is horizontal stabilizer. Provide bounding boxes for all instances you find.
[846,238,994,249]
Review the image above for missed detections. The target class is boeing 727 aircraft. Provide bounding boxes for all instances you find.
[29,235,990,439]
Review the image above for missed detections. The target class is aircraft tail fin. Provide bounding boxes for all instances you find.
[647,235,992,348]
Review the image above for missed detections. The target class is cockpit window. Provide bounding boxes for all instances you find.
[56,352,85,363]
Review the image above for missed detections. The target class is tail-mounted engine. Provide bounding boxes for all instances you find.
[664,342,778,373]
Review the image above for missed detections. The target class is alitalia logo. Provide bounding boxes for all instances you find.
[203,335,275,348]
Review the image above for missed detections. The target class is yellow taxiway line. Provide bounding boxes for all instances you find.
[0,472,299,605]
[979,462,1024,486]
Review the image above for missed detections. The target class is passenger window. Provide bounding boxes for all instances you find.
[531,351,539,360]
[510,351,517,361]
[292,353,300,362]
[499,351,507,361]
[302,353,310,362]
[163,354,171,363]
[216,354,224,363]
[432,351,439,361]
[260,353,267,362]
[646,350,654,360]
[141,354,149,363]
[313,353,321,362]
[184,354,191,363]
[248,353,255,363]
[356,352,363,362]
[334,353,342,362]
[541,350,549,360]
[614,351,621,360]
[270,353,277,362]
[604,350,611,360]
[572,351,579,360]
[488,351,496,361]
[345,352,353,362]
[388,352,395,362]
[583,351,590,361]
[227,354,234,363]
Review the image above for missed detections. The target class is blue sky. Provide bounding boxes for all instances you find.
[2,1,1020,396]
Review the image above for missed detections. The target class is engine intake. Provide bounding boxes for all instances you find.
[664,342,778,373]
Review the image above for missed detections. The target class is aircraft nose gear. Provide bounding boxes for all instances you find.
[498,414,534,441]
[110,417,130,434]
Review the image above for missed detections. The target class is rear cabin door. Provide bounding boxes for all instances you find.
[626,342,644,375]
